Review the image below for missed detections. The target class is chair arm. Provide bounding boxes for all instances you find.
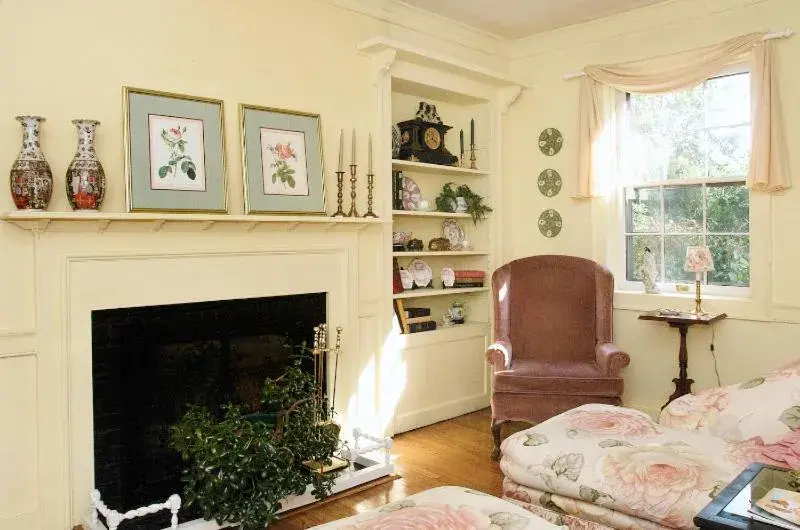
[596,342,630,376]
[486,339,512,371]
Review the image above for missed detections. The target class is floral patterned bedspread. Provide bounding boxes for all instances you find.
[500,404,744,529]
[311,486,566,529]
[661,360,800,468]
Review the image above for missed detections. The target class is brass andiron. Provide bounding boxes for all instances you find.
[363,173,378,218]
[332,171,346,217]
[347,164,359,217]
[469,142,477,170]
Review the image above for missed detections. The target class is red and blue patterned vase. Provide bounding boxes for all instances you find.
[66,119,105,210]
[9,115,53,210]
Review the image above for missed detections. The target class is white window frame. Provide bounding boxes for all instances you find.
[615,65,752,298]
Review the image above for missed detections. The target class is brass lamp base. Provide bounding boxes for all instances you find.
[691,279,707,315]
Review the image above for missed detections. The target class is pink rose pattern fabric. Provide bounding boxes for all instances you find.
[660,359,800,465]
[563,408,661,438]
[314,486,565,529]
[501,404,742,529]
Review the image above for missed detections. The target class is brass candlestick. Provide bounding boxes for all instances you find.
[469,143,477,170]
[347,164,359,217]
[363,173,378,218]
[332,171,346,217]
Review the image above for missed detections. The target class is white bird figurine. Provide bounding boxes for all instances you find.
[642,247,660,294]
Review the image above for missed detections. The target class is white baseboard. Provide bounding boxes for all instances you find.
[395,393,489,433]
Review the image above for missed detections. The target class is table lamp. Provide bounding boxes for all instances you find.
[684,246,714,315]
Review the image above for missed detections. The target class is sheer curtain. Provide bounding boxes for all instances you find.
[575,32,790,198]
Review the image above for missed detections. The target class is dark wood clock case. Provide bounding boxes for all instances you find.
[396,118,459,166]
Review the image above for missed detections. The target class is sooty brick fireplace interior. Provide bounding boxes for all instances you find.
[91,293,326,529]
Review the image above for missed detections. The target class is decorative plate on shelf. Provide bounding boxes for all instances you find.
[537,169,562,197]
[391,124,402,158]
[538,128,563,156]
[442,218,466,250]
[409,259,433,288]
[538,209,563,238]
[441,267,455,288]
[401,176,422,210]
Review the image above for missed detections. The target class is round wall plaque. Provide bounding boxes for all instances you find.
[537,169,562,197]
[538,209,563,238]
[538,128,563,156]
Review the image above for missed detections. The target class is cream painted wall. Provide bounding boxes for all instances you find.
[0,0,507,527]
[505,0,800,417]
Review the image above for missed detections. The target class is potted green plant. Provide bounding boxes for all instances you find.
[170,356,339,529]
[434,182,493,224]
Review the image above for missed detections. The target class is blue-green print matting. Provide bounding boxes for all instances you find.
[125,88,227,212]
[241,105,325,214]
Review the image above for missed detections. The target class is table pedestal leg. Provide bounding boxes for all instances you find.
[662,322,694,410]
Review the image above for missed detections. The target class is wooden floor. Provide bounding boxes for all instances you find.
[274,409,527,529]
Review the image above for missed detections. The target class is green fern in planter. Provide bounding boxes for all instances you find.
[434,182,493,224]
[170,354,339,530]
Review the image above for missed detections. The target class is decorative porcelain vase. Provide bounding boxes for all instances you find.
[66,119,105,210]
[9,116,53,210]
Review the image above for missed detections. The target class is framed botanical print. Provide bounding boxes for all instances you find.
[124,87,227,212]
[240,104,325,214]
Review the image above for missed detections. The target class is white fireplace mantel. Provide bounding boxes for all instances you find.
[1,210,386,233]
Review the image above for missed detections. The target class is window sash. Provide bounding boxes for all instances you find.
[623,181,749,287]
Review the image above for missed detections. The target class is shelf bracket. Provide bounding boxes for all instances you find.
[200,220,215,231]
[371,49,397,87]
[499,85,524,115]
[97,219,112,233]
[286,222,301,232]
[244,222,258,232]
[151,219,166,232]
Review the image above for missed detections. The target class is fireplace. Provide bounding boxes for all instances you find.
[91,293,326,529]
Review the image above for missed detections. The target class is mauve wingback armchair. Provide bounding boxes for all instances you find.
[486,255,630,460]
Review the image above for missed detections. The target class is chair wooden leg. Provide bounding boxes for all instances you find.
[490,419,505,461]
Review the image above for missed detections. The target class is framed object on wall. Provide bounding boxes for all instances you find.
[240,104,325,215]
[123,87,227,213]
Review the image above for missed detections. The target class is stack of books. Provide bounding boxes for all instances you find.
[750,487,800,529]
[450,270,486,288]
[393,300,437,334]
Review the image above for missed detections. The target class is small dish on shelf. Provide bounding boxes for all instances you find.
[442,218,466,250]
[401,176,422,210]
[409,259,433,288]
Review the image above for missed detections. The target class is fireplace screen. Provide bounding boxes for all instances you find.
[91,293,326,529]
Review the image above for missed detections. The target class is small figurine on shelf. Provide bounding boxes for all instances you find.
[641,247,661,294]
[448,301,465,324]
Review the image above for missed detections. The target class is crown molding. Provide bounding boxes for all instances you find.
[324,0,511,62]
[510,0,775,60]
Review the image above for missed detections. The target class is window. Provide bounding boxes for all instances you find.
[623,72,751,289]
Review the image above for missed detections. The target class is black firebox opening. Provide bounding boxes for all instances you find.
[92,293,326,529]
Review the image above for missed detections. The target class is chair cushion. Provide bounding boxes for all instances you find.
[493,359,623,396]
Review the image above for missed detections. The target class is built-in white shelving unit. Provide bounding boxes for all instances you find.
[361,36,523,434]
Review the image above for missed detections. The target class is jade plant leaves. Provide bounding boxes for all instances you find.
[739,377,765,389]
[780,406,800,430]
[523,433,549,447]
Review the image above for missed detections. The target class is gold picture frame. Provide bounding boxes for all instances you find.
[123,86,228,213]
[239,103,326,215]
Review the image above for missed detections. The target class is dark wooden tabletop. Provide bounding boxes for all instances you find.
[638,310,728,326]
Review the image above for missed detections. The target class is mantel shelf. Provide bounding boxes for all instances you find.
[0,211,387,233]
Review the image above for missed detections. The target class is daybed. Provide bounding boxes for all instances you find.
[499,360,800,529]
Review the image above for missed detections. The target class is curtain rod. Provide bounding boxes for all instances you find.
[562,29,794,81]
